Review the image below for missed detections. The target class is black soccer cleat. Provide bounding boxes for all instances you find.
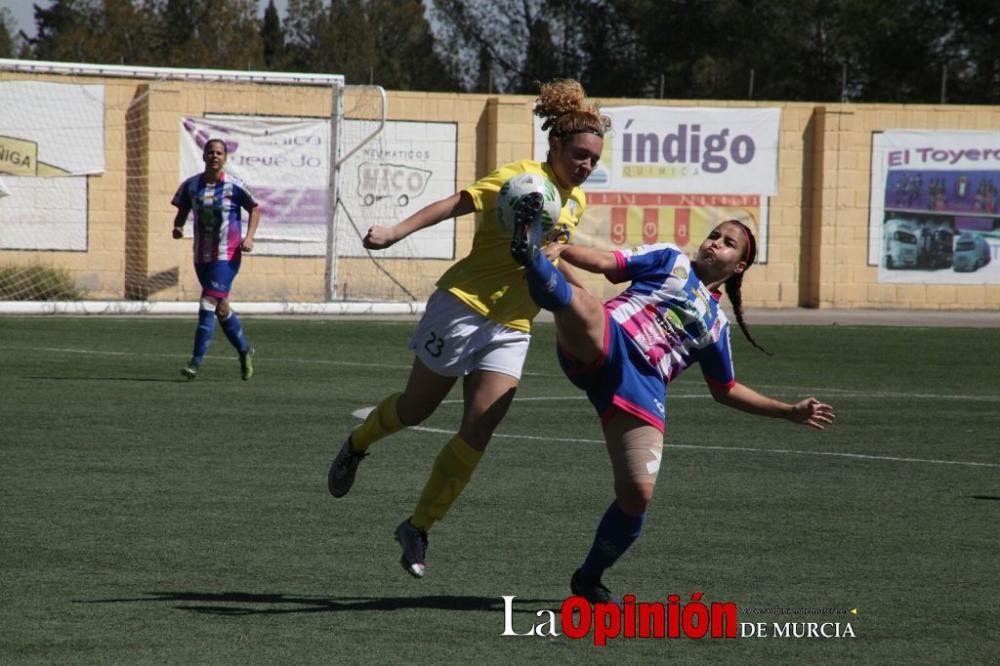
[395,519,429,578]
[509,191,544,266]
[570,568,617,605]
[239,347,255,381]
[328,436,368,498]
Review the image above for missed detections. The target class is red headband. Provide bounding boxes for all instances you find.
[734,223,753,264]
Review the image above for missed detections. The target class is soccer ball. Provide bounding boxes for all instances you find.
[495,173,563,237]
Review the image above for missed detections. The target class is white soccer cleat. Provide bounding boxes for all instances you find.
[181,361,199,379]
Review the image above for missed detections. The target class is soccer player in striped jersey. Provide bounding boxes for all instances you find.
[327,79,610,579]
[172,138,259,381]
[513,217,836,604]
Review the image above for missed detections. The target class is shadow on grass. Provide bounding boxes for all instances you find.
[25,375,189,383]
[76,591,564,616]
[967,495,1000,501]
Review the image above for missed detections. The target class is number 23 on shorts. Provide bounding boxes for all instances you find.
[423,331,446,358]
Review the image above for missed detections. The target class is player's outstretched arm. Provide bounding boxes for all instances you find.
[546,244,619,280]
[364,191,475,250]
[709,382,836,431]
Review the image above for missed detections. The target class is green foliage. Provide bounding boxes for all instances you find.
[284,0,458,90]
[0,7,15,58]
[150,0,263,70]
[260,0,284,67]
[1,318,998,661]
[24,0,262,69]
[0,264,83,300]
[9,0,1000,101]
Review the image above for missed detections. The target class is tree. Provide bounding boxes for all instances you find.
[323,0,371,80]
[284,0,457,90]
[6,0,996,102]
[0,8,15,58]
[428,0,646,95]
[548,0,649,97]
[27,0,92,62]
[619,0,981,103]
[150,0,264,70]
[517,17,558,91]
[934,0,1000,103]
[475,44,494,93]
[429,0,559,92]
[20,0,261,69]
[362,0,458,90]
[282,0,328,71]
[89,0,157,65]
[260,0,285,69]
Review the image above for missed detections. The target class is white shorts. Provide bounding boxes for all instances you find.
[410,289,531,379]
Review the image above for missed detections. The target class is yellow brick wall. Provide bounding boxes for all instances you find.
[1,68,998,309]
[811,103,1000,309]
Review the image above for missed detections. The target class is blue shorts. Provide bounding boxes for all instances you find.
[194,259,241,300]
[557,309,667,433]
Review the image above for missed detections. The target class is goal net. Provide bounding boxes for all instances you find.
[0,60,442,313]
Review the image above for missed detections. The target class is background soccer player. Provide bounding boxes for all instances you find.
[172,138,259,380]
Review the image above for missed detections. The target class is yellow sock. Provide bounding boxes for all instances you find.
[351,393,404,452]
[410,435,483,532]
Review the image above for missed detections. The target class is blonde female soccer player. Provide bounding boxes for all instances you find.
[328,79,610,578]
[512,217,836,603]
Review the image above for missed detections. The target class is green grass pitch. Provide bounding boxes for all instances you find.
[1,316,997,663]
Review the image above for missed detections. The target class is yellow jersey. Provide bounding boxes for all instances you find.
[437,159,587,332]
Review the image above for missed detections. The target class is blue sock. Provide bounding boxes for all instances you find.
[192,308,215,365]
[579,501,646,580]
[524,250,573,311]
[218,311,250,354]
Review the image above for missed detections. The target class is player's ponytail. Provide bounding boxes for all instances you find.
[724,220,770,355]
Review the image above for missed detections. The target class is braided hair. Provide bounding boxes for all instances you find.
[533,79,611,140]
[723,220,770,355]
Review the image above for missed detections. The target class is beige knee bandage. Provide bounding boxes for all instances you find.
[605,417,664,488]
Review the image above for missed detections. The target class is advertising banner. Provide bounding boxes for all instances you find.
[180,115,332,256]
[180,116,457,258]
[869,131,1000,284]
[336,120,458,259]
[535,106,780,261]
[0,81,105,177]
[0,81,105,250]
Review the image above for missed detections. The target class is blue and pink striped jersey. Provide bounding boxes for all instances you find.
[605,243,736,391]
[171,173,257,263]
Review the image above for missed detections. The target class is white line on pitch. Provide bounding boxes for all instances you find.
[5,345,997,403]
[753,384,1000,403]
[350,407,1000,469]
[417,424,1000,469]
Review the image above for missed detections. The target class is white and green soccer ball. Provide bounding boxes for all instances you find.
[495,173,563,237]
